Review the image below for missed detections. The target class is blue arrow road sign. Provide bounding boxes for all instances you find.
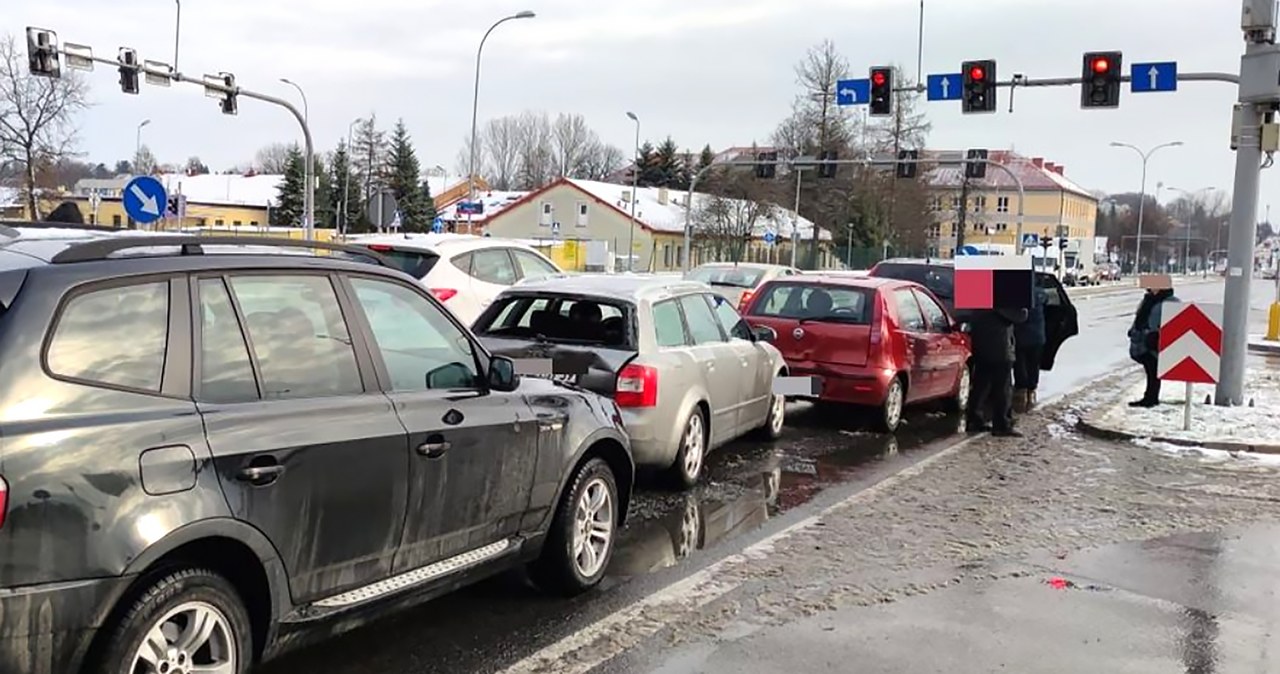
[432,216,444,233]
[123,175,166,224]
[957,245,979,256]
[1021,233,1040,248]
[1131,61,1177,92]
[926,73,962,101]
[835,78,870,106]
[763,230,776,245]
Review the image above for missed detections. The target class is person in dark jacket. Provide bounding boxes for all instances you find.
[1012,282,1046,412]
[44,201,85,224]
[1127,286,1178,407]
[966,306,1029,437]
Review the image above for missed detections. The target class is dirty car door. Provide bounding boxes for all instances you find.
[344,274,539,574]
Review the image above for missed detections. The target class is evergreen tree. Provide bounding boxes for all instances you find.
[635,141,661,187]
[698,144,715,172]
[330,140,363,233]
[419,179,438,224]
[351,115,388,206]
[653,137,684,188]
[272,144,305,227]
[386,119,432,232]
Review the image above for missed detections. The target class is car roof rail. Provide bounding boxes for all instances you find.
[49,234,394,267]
[4,221,128,233]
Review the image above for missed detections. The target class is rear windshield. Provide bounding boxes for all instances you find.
[871,263,954,300]
[474,294,635,349]
[358,244,440,279]
[747,283,872,324]
[687,266,764,288]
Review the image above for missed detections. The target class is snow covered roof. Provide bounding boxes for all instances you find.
[564,178,831,241]
[437,190,529,223]
[0,186,19,207]
[924,151,1096,200]
[155,173,283,207]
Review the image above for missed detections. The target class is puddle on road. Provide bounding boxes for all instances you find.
[608,404,965,578]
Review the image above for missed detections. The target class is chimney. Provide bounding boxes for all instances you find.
[1031,157,1044,168]
[657,186,669,205]
[621,189,631,203]
[1043,161,1056,173]
[1052,165,1064,175]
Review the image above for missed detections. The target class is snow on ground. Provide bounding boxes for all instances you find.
[1097,360,1280,447]
[1132,437,1280,467]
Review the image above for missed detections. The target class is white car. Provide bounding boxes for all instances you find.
[347,233,563,325]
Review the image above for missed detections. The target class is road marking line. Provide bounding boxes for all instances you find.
[500,436,980,674]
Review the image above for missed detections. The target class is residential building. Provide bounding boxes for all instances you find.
[923,152,1099,258]
[0,187,21,220]
[481,177,832,272]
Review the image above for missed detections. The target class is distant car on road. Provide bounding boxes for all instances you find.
[684,262,801,311]
[473,275,788,488]
[347,233,563,325]
[742,275,971,431]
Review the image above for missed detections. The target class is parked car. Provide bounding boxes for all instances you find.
[741,275,971,431]
[868,257,1080,371]
[346,233,563,325]
[0,223,632,674]
[472,275,788,488]
[685,262,801,311]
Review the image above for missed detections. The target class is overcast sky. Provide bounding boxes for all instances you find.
[7,0,1275,210]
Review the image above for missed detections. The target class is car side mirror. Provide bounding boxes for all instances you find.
[486,356,519,392]
[752,325,777,343]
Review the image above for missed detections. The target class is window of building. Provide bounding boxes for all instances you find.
[250,221,259,226]
[997,196,1010,213]
[973,196,986,213]
[996,222,1009,232]
[215,219,224,226]
[663,244,672,267]
[950,196,961,211]
[112,214,122,226]
[233,221,242,226]
[929,196,942,211]
[576,202,589,227]
[47,281,170,392]
[929,223,942,236]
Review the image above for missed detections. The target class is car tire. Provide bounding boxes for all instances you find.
[92,567,252,674]
[529,457,619,597]
[878,377,905,433]
[668,407,708,489]
[754,376,787,441]
[947,365,972,413]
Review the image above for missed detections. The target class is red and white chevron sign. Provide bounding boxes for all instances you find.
[1157,302,1223,384]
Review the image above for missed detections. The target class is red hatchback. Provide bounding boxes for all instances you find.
[742,275,971,431]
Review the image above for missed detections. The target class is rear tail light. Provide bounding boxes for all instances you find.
[0,475,8,530]
[615,364,658,407]
[366,244,392,252]
[738,290,755,312]
[429,288,458,302]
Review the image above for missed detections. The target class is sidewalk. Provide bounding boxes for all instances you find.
[1078,356,1280,454]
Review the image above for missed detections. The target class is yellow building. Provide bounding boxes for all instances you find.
[923,152,1098,258]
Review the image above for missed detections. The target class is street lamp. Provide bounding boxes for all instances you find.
[626,111,640,272]
[1167,185,1214,274]
[279,78,313,231]
[1110,140,1182,275]
[135,119,151,173]
[341,118,360,236]
[467,10,536,235]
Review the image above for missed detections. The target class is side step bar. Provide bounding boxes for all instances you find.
[312,539,517,610]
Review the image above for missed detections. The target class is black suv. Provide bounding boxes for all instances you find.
[0,224,633,674]
[868,258,1080,370]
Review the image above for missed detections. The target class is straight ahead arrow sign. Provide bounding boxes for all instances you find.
[940,77,950,98]
[1147,66,1159,91]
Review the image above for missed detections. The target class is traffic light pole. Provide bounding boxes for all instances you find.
[681,155,1026,272]
[48,46,316,241]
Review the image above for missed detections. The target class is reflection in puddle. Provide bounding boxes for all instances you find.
[608,407,965,577]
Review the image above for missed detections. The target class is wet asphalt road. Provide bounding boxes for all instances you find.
[258,278,1242,674]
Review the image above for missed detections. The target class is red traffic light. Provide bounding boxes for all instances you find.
[968,66,985,81]
[872,71,887,86]
[1092,57,1110,73]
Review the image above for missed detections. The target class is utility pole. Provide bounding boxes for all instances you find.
[954,175,969,252]
[1218,0,1276,405]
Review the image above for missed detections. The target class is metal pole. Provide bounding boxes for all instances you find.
[468,11,535,236]
[281,79,311,231]
[915,0,924,85]
[1217,100,1263,405]
[627,111,640,271]
[1111,141,1181,274]
[341,119,358,236]
[173,0,181,74]
[791,167,803,267]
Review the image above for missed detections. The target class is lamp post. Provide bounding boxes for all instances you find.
[134,119,151,171]
[280,78,312,231]
[626,111,640,271]
[340,118,360,236]
[1110,141,1182,275]
[467,10,535,235]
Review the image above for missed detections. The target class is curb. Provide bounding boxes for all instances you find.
[1076,400,1280,455]
[1249,339,1280,355]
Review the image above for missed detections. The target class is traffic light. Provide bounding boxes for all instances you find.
[754,151,778,179]
[206,72,238,115]
[964,149,988,179]
[961,60,996,114]
[1059,237,1069,250]
[1080,51,1122,108]
[869,67,893,117]
[166,196,180,219]
[818,150,838,178]
[219,73,237,115]
[118,48,139,94]
[896,149,918,179]
[25,27,61,78]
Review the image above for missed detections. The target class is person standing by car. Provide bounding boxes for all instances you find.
[1127,285,1179,407]
[1012,282,1046,413]
[967,306,1029,437]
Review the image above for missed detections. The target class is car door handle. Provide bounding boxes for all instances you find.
[417,440,451,458]
[236,464,284,485]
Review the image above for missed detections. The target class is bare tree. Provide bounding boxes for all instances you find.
[771,40,859,156]
[253,142,295,174]
[515,111,555,190]
[551,113,594,177]
[0,34,89,219]
[459,110,628,190]
[692,171,781,262]
[134,145,158,175]
[577,140,627,181]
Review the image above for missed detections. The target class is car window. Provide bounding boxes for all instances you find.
[229,275,363,400]
[652,299,688,348]
[747,283,871,324]
[873,264,954,300]
[469,249,518,285]
[350,277,481,391]
[360,245,440,279]
[893,289,927,332]
[46,281,170,392]
[197,278,259,403]
[913,289,951,333]
[679,294,727,344]
[1036,273,1066,307]
[708,293,753,341]
[474,294,633,349]
[512,249,560,279]
[687,266,764,288]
